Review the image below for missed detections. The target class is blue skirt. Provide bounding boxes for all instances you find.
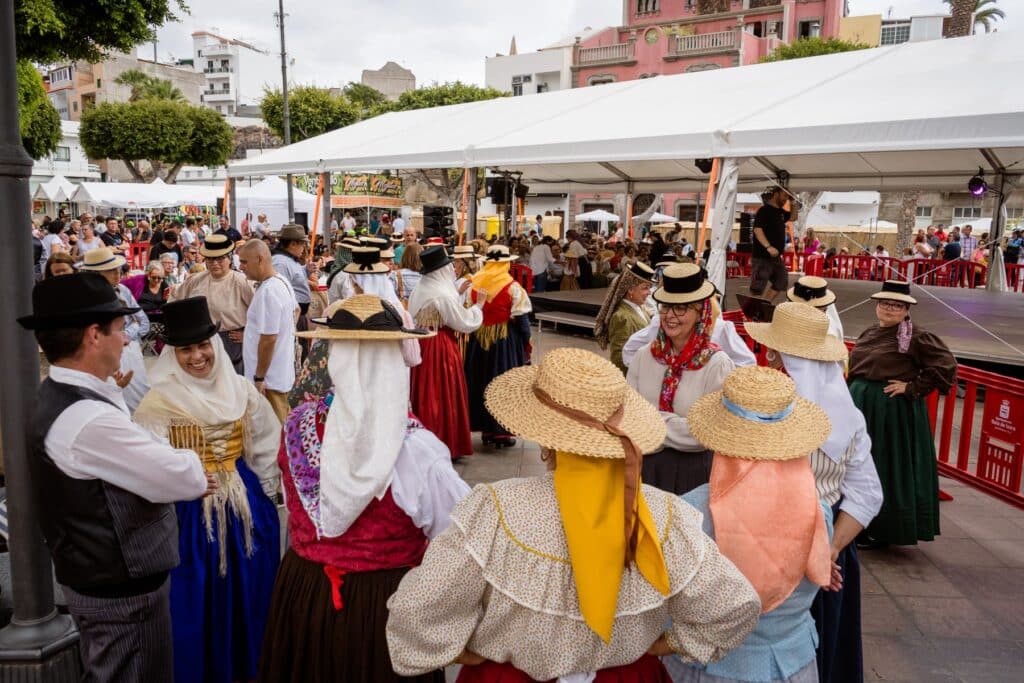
[465,318,529,435]
[811,501,863,683]
[170,459,281,683]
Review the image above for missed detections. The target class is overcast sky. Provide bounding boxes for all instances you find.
[153,0,1017,90]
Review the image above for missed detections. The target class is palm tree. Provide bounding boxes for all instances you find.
[944,0,1005,35]
[141,79,184,102]
[114,68,152,101]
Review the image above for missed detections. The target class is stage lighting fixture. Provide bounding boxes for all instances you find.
[968,169,988,197]
[694,158,714,174]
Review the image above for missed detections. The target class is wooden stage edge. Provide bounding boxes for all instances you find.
[530,276,1024,369]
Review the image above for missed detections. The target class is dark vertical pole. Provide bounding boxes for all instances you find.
[228,177,237,232]
[0,0,79,665]
[467,169,478,241]
[277,0,294,221]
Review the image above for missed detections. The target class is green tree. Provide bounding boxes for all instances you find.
[944,0,1004,34]
[761,36,870,63]
[17,60,61,159]
[390,81,508,112]
[260,86,359,143]
[80,100,232,182]
[342,82,388,118]
[15,0,186,64]
[115,68,185,102]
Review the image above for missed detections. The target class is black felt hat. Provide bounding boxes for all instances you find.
[18,272,139,330]
[159,297,220,346]
[419,245,452,275]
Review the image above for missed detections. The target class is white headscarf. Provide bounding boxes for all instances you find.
[781,353,863,463]
[319,339,409,537]
[147,333,246,422]
[408,263,458,317]
[352,272,402,309]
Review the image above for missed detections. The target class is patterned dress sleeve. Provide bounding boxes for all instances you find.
[245,381,283,496]
[907,330,957,398]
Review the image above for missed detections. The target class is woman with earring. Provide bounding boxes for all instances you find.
[594,263,656,374]
[626,264,733,494]
[848,281,955,548]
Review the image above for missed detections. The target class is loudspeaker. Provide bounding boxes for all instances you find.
[739,212,755,228]
[488,178,512,204]
[514,183,529,199]
[739,226,753,244]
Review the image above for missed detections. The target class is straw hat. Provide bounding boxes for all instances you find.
[360,236,389,249]
[652,263,715,305]
[626,262,655,282]
[484,348,666,458]
[200,233,234,258]
[379,248,396,259]
[745,302,848,362]
[787,275,836,308]
[343,247,390,274]
[687,366,830,461]
[871,279,917,305]
[339,237,362,249]
[298,295,434,341]
[78,247,126,272]
[482,244,518,263]
[452,245,481,261]
[389,233,404,243]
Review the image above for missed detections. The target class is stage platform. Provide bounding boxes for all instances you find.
[531,275,1024,370]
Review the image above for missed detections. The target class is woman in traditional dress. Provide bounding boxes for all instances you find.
[667,366,836,683]
[626,264,734,494]
[134,297,281,683]
[387,348,761,681]
[260,294,468,682]
[408,246,483,459]
[848,280,955,548]
[593,262,656,374]
[746,302,884,683]
[452,245,480,296]
[464,244,532,448]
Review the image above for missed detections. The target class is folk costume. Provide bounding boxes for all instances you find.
[20,273,209,683]
[387,348,762,681]
[848,281,956,546]
[667,366,834,683]
[746,303,883,683]
[134,298,282,683]
[787,276,845,341]
[260,295,469,682]
[627,265,734,494]
[464,245,532,448]
[594,263,656,373]
[408,246,483,459]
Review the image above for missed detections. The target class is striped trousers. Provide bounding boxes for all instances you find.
[62,578,174,683]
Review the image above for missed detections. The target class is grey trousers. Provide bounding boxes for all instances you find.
[62,578,174,683]
[666,659,818,683]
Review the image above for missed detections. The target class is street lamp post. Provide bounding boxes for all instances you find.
[0,0,80,676]
[277,0,295,222]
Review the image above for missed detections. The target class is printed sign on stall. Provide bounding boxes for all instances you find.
[981,389,1024,443]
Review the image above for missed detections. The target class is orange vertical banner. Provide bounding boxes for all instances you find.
[696,158,720,265]
[221,177,230,218]
[309,174,324,262]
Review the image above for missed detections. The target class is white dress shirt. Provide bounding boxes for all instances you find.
[44,366,208,504]
[621,315,756,369]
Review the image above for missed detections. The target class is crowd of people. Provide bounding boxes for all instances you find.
[21,204,960,683]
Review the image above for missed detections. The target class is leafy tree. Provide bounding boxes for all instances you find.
[17,60,61,159]
[390,81,508,112]
[343,82,388,118]
[944,0,1004,35]
[761,37,870,63]
[14,0,186,64]
[115,68,184,102]
[260,86,358,143]
[80,100,232,182]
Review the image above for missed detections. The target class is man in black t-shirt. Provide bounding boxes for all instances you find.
[750,186,796,301]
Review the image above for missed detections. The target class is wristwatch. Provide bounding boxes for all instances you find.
[253,375,265,382]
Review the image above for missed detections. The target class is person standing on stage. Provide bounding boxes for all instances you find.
[594,262,656,374]
[751,186,796,302]
[19,273,211,683]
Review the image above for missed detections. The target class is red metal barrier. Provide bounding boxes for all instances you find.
[1005,263,1024,292]
[128,242,150,271]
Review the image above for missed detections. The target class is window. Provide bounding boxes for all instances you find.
[95,78,101,88]
[49,66,72,83]
[798,20,821,39]
[916,206,932,218]
[208,60,214,69]
[1005,208,1023,221]
[72,101,78,112]
[587,75,616,86]
[52,146,71,162]
[198,50,203,57]
[208,84,215,92]
[221,82,229,91]
[221,60,229,68]
[636,0,659,14]
[512,83,523,96]
[953,206,983,220]
[536,83,549,93]
[880,23,911,45]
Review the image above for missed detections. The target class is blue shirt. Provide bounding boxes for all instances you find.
[665,485,833,683]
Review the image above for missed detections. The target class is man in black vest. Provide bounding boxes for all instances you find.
[18,272,213,683]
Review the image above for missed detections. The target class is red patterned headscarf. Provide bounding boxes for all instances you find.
[649,298,719,411]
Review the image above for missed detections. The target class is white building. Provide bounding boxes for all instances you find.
[485,30,603,96]
[192,31,279,117]
[30,120,101,215]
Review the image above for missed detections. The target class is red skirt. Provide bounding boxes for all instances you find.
[410,327,474,458]
[455,655,670,682]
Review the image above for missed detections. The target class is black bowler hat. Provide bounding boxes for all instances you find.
[159,297,219,346]
[419,245,452,275]
[18,272,140,330]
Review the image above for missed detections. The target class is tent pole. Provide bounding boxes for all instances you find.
[985,173,1008,292]
[467,168,478,242]
[321,172,331,247]
[228,178,237,232]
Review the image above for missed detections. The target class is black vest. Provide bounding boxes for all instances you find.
[31,378,179,596]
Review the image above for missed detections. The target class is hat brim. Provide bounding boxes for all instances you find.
[652,281,716,305]
[871,292,917,305]
[159,322,220,347]
[483,255,518,263]
[787,287,836,308]
[451,253,482,260]
[688,391,830,461]
[18,306,140,331]
[484,365,666,458]
[296,326,434,341]
[200,244,235,258]
[80,255,127,271]
[744,322,849,362]
[342,263,391,274]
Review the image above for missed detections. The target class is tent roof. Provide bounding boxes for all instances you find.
[236,175,317,200]
[33,175,78,201]
[229,33,1024,193]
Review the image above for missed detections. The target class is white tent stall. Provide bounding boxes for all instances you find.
[32,175,79,217]
[228,32,1024,291]
[235,176,317,231]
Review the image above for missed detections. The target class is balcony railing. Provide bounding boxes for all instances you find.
[201,91,233,102]
[203,67,233,74]
[201,44,235,57]
[669,30,738,56]
[577,42,636,66]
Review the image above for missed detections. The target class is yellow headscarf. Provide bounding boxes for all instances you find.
[470,260,514,302]
[553,450,670,643]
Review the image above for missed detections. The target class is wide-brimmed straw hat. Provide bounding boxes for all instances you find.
[787,275,836,308]
[626,262,655,283]
[360,236,389,249]
[484,348,666,458]
[653,263,715,305]
[339,237,362,249]
[343,247,390,274]
[298,295,434,341]
[482,244,518,263]
[870,280,917,305]
[200,233,234,258]
[78,247,126,272]
[745,302,848,362]
[389,233,404,243]
[687,366,830,461]
[451,245,481,260]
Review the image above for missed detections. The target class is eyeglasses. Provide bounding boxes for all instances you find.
[658,303,698,319]
[876,300,907,310]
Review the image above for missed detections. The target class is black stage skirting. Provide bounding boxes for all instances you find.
[531,288,606,317]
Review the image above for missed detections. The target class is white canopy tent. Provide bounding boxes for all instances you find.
[228,32,1024,290]
[575,209,620,222]
[71,181,171,209]
[235,176,317,231]
[32,175,78,202]
[647,212,678,224]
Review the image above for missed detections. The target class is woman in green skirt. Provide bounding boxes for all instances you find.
[848,280,956,547]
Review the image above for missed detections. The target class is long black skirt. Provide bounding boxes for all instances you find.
[811,501,864,683]
[641,447,713,495]
[257,549,444,683]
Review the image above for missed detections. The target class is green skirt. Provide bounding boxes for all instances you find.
[849,378,940,544]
